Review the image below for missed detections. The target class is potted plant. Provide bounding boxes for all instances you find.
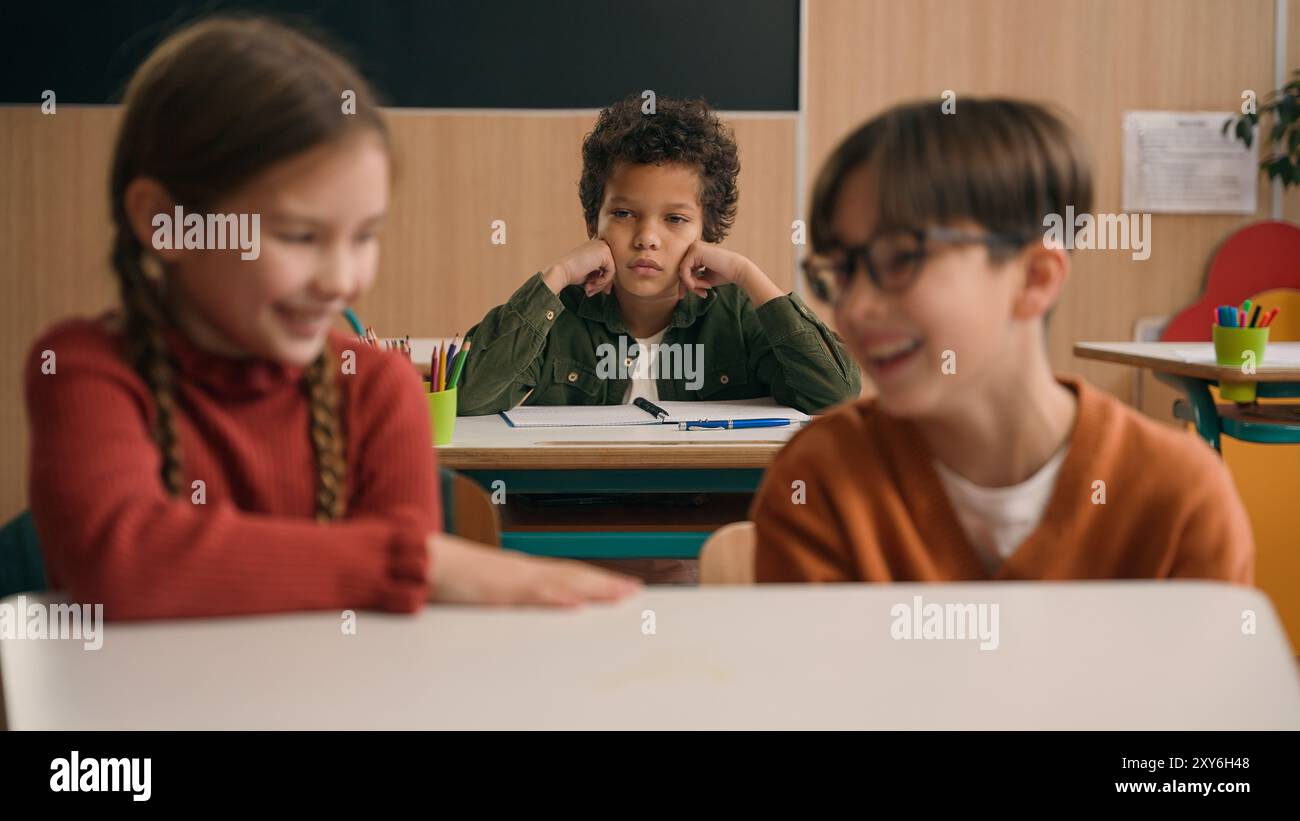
[1224,70,1300,187]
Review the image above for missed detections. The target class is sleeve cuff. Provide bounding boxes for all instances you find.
[380,523,431,613]
[508,272,567,334]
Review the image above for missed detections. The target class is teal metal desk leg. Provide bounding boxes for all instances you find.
[1154,372,1221,452]
[500,532,710,558]
[460,469,765,559]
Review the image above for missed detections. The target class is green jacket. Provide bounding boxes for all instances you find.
[456,272,861,416]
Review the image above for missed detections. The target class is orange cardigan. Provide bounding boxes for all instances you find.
[753,376,1254,583]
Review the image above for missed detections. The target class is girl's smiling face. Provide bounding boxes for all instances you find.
[593,161,703,299]
[129,132,390,367]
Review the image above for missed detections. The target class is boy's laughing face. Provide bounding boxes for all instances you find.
[592,161,703,300]
[829,161,1028,419]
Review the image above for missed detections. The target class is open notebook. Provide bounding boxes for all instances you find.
[500,398,811,428]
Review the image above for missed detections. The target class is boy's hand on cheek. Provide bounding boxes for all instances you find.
[676,241,784,307]
[543,239,617,296]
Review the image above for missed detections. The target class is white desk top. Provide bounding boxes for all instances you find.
[440,409,801,469]
[1075,341,1300,381]
[406,334,808,468]
[4,583,1297,730]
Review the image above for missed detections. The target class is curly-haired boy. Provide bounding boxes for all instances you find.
[457,94,860,416]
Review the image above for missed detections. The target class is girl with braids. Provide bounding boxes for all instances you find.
[24,16,638,619]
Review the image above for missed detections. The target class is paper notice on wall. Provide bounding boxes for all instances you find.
[1122,111,1258,214]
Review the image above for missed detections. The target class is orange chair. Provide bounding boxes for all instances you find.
[1213,290,1300,654]
[1159,221,1300,653]
[699,522,756,585]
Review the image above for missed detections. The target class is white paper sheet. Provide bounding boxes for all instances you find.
[1122,111,1257,214]
[500,397,811,428]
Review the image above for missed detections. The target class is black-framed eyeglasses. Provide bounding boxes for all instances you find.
[801,227,1029,303]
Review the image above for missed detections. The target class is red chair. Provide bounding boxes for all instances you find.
[1157,221,1300,450]
[1161,221,1300,342]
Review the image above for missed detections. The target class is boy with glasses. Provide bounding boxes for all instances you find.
[755,98,1253,583]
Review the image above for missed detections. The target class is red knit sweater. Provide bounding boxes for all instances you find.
[24,316,439,620]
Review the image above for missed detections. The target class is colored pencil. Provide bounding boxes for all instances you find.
[447,339,472,389]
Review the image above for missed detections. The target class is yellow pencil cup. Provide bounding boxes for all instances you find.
[427,387,458,446]
[1212,325,1269,403]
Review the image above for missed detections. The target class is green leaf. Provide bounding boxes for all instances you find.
[1279,94,1298,124]
[1236,116,1254,148]
[1266,155,1289,182]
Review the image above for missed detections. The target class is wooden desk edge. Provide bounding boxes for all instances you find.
[438,445,783,470]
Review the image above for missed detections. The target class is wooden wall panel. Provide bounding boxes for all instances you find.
[1288,0,1300,225]
[361,112,797,338]
[805,0,1279,412]
[1,107,120,523]
[0,108,795,520]
[3,0,1291,521]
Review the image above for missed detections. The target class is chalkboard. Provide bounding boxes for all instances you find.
[0,0,799,109]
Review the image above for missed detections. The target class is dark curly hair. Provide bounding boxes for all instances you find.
[580,95,740,243]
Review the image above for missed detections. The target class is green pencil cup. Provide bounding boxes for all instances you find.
[427,387,458,446]
[1212,325,1269,402]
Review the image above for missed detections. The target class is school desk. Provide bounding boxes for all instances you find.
[1074,341,1300,451]
[438,413,798,559]
[3,583,1297,730]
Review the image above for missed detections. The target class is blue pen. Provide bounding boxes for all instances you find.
[680,418,793,430]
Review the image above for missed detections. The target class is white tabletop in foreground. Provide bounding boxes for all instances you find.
[3,583,1297,730]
